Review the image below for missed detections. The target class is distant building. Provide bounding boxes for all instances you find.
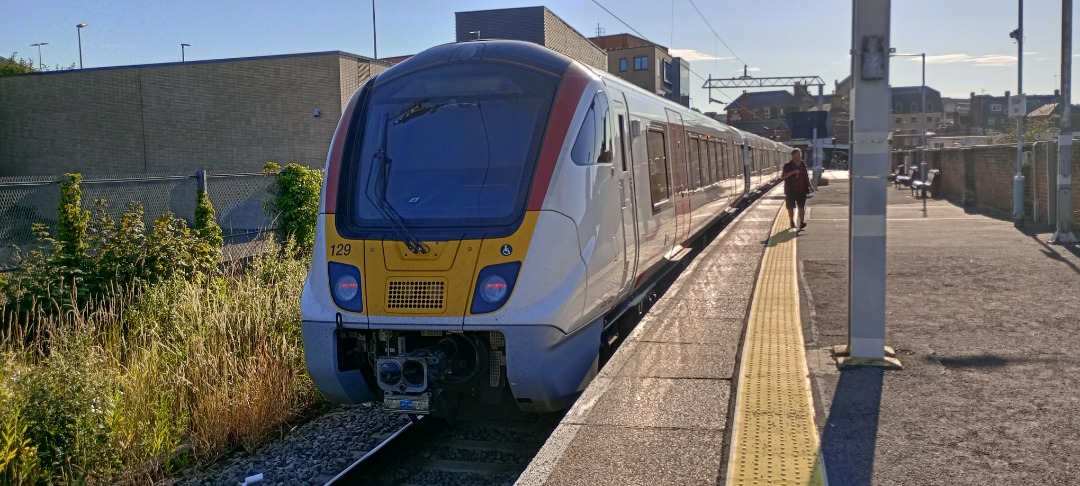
[724,90,798,140]
[968,91,1059,136]
[589,33,690,106]
[889,86,943,149]
[940,97,971,134]
[456,6,607,72]
[0,52,389,176]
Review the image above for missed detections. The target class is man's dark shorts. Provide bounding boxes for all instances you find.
[785,192,807,210]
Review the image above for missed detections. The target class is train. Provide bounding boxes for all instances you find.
[300,40,790,418]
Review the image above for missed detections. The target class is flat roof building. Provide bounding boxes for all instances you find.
[455,6,607,72]
[0,51,389,176]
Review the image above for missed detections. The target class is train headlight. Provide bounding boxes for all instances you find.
[479,275,508,303]
[328,262,363,312]
[470,261,521,314]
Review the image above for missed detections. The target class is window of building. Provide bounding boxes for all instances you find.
[988,118,996,126]
[619,58,627,72]
[991,103,1003,112]
[911,102,919,112]
[894,103,902,113]
[662,60,671,84]
[646,128,671,211]
[910,116,917,123]
[895,117,902,124]
[763,108,771,119]
[927,116,933,123]
[634,56,648,71]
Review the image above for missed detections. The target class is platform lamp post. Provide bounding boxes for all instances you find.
[181,43,190,62]
[1010,0,1025,226]
[890,50,927,179]
[76,23,87,69]
[31,42,48,70]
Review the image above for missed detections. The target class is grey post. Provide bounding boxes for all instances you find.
[1052,0,1076,243]
[1013,0,1026,226]
[920,52,926,180]
[841,0,899,368]
[196,170,208,194]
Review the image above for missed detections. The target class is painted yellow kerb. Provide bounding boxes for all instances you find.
[726,209,825,485]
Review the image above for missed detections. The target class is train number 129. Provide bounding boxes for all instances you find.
[330,243,352,256]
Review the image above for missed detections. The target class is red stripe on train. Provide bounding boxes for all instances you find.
[324,88,364,214]
[526,69,592,210]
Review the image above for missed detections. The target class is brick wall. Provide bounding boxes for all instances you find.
[542,9,607,72]
[896,143,1080,226]
[0,52,384,177]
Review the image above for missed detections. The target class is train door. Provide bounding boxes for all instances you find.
[664,109,689,249]
[582,91,622,312]
[611,96,638,299]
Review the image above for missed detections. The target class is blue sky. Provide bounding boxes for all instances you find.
[2,1,1076,110]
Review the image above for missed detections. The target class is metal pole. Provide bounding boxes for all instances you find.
[842,0,898,367]
[1052,0,1076,243]
[920,53,927,180]
[1013,0,1026,225]
[77,27,83,69]
[372,0,378,59]
[814,85,824,186]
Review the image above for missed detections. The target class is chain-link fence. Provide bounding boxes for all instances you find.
[0,171,280,271]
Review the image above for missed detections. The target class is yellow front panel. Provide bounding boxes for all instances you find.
[466,211,539,316]
[364,239,479,317]
[325,212,540,317]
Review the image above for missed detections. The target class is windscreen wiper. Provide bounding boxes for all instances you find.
[367,114,430,254]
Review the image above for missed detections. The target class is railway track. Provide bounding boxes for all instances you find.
[324,411,562,485]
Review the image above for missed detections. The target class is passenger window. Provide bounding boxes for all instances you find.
[688,135,701,189]
[646,129,671,211]
[571,92,612,166]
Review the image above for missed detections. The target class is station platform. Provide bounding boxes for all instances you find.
[519,171,1080,485]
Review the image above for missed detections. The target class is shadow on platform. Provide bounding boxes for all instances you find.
[815,367,884,486]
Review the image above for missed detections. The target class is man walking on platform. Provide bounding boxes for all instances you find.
[782,149,813,229]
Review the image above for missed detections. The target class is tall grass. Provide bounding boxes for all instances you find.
[0,240,321,485]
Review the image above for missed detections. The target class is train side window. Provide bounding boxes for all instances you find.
[698,139,710,185]
[687,134,701,189]
[571,92,612,166]
[710,141,720,182]
[618,114,628,172]
[646,129,671,211]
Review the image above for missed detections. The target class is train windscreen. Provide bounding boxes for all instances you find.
[345,62,558,234]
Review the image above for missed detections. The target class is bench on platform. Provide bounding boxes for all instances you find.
[910,170,938,198]
[895,169,916,189]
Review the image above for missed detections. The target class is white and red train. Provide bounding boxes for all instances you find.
[301,40,789,417]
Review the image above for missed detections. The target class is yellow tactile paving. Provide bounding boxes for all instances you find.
[726,208,825,485]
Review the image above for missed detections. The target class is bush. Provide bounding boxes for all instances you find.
[1,174,222,323]
[264,162,322,257]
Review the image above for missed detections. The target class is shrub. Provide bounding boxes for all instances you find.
[1,174,221,323]
[264,162,322,257]
[194,190,223,250]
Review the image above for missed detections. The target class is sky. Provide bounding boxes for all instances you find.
[2,0,1077,111]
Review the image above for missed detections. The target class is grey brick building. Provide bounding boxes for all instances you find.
[455,6,607,72]
[0,52,389,177]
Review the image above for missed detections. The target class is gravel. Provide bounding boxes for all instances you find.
[172,402,409,486]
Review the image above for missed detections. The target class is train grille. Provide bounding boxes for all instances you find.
[386,279,446,312]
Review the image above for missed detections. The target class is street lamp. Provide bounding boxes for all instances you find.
[76,23,87,69]
[181,43,190,62]
[30,42,48,70]
[891,50,927,179]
